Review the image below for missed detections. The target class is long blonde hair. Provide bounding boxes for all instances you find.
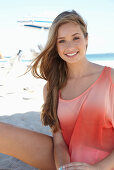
[30,10,88,132]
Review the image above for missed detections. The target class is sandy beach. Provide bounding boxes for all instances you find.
[0,57,51,169]
[0,56,114,169]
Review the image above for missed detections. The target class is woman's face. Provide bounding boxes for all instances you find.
[56,22,88,64]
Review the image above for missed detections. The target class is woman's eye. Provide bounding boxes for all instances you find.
[58,40,65,43]
[73,37,79,40]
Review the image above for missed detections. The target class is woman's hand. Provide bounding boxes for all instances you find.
[59,150,114,170]
[59,162,101,170]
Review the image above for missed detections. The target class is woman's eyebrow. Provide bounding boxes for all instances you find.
[72,33,80,36]
[57,36,65,40]
[57,33,80,39]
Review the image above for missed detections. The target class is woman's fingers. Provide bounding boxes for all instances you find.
[61,162,89,170]
[61,162,97,170]
[62,162,89,167]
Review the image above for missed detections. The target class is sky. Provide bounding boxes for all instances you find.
[0,0,114,56]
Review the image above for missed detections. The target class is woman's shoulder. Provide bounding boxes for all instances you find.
[90,63,114,84]
[111,68,114,84]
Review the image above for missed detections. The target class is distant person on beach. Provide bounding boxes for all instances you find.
[17,49,22,61]
[4,49,23,75]
[0,10,114,170]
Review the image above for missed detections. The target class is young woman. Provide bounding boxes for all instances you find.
[0,10,114,170]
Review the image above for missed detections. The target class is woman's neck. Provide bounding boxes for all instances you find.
[67,58,92,79]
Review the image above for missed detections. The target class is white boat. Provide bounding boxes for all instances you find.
[17,17,53,30]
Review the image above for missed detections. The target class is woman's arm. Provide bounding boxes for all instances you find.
[53,130,70,169]
[43,83,70,169]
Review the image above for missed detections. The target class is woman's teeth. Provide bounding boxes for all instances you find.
[66,52,78,57]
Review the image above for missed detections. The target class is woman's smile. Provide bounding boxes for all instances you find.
[65,51,79,58]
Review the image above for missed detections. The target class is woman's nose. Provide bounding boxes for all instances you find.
[66,41,75,49]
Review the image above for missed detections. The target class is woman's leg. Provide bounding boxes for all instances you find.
[0,122,56,170]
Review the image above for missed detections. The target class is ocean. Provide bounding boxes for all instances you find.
[0,53,114,68]
[86,53,114,68]
[86,53,114,61]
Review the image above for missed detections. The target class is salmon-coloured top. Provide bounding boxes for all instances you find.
[58,66,114,164]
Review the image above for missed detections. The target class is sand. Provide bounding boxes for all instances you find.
[0,58,51,169]
[0,73,51,169]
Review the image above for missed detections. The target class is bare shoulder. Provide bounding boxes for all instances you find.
[43,83,48,102]
[111,68,114,84]
[90,63,104,74]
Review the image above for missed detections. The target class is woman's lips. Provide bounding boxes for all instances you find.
[65,51,79,58]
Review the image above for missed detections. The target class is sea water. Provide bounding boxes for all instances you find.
[0,53,114,68]
[86,53,114,68]
[87,53,114,61]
